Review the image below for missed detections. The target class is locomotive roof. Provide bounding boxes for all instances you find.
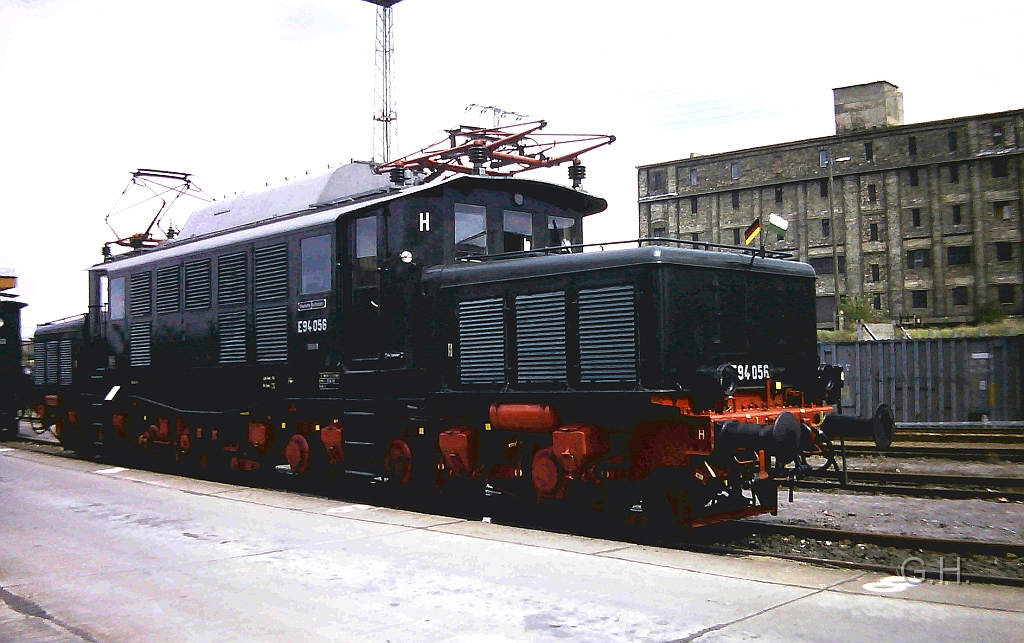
[424,245,815,287]
[93,173,607,273]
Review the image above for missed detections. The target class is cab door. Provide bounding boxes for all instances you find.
[345,213,381,370]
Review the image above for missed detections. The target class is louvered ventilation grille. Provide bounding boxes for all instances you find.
[459,298,505,385]
[33,342,45,385]
[255,305,289,363]
[130,322,151,367]
[45,341,58,385]
[218,252,247,306]
[155,265,181,315]
[578,285,637,383]
[516,291,566,383]
[184,259,212,310]
[129,272,152,317]
[59,339,73,386]
[218,311,247,364]
[255,244,288,302]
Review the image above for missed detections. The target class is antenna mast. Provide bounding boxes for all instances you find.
[365,0,402,163]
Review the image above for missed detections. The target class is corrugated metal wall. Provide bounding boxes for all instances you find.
[818,337,1023,421]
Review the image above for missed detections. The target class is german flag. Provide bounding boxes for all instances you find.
[743,218,761,245]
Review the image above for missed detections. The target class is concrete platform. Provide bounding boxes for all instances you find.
[1,445,1021,643]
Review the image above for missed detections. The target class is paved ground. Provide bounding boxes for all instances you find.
[1,445,1021,643]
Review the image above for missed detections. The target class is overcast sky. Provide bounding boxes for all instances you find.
[2,0,1022,333]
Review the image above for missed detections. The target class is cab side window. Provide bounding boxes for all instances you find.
[109,277,125,320]
[455,203,487,256]
[300,234,332,294]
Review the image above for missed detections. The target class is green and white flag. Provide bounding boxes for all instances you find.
[767,213,789,238]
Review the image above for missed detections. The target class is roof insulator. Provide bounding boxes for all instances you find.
[468,145,489,175]
[389,166,406,186]
[568,159,586,189]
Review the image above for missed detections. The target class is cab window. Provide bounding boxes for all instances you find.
[300,234,332,294]
[109,277,125,320]
[503,210,532,252]
[547,216,575,248]
[455,203,487,256]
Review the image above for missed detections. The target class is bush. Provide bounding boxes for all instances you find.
[976,300,1007,324]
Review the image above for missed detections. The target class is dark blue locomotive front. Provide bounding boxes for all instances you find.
[30,162,886,528]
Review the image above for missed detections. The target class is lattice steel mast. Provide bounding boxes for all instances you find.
[365,0,402,163]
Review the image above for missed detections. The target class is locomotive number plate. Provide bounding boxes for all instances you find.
[736,364,770,381]
[297,318,328,334]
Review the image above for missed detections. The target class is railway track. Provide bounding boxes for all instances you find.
[844,444,1024,461]
[791,471,1024,501]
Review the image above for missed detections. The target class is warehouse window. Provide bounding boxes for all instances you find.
[911,208,921,227]
[870,223,879,242]
[952,287,968,307]
[651,222,667,239]
[689,169,698,186]
[948,131,959,152]
[731,163,739,180]
[864,142,874,162]
[992,158,1009,178]
[911,290,928,309]
[909,169,919,187]
[867,184,877,203]
[690,196,698,214]
[996,242,1013,262]
[821,219,830,239]
[775,187,783,204]
[992,123,1005,147]
[818,150,828,168]
[732,228,741,245]
[947,164,960,184]
[873,294,882,310]
[300,234,332,294]
[871,264,880,282]
[649,169,666,194]
[819,179,828,198]
[952,204,963,225]
[908,136,917,156]
[455,203,487,256]
[906,249,931,269]
[109,277,125,320]
[690,232,699,249]
[995,201,1014,220]
[947,246,971,266]
[731,191,740,209]
[998,284,1015,304]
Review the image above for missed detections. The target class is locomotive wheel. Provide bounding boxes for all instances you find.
[531,447,566,500]
[284,434,310,473]
[384,439,413,485]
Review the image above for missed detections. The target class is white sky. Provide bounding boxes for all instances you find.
[2,0,1022,333]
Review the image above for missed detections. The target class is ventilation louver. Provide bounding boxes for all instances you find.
[59,339,73,386]
[45,341,58,385]
[218,252,247,306]
[130,322,152,367]
[255,305,289,363]
[578,285,637,383]
[515,291,566,383]
[155,265,181,315]
[184,259,212,310]
[129,272,152,317]
[255,244,288,302]
[33,342,45,385]
[218,311,247,364]
[459,298,505,385]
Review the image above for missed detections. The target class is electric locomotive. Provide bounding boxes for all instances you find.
[29,124,891,529]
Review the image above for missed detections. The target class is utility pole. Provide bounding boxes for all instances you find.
[365,0,402,163]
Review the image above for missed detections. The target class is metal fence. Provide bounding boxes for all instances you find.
[818,337,1023,422]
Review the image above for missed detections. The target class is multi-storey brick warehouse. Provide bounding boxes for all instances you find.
[637,81,1023,327]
